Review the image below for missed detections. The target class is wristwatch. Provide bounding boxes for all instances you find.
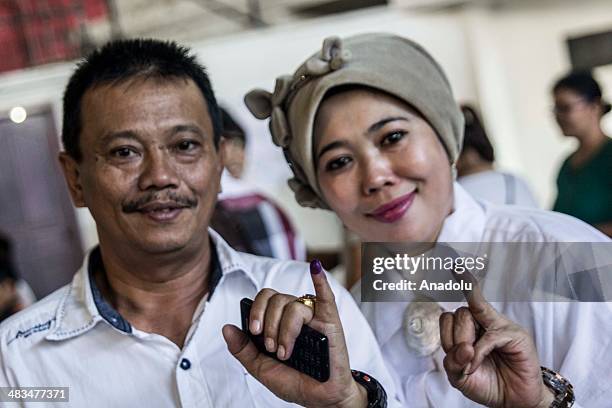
[541,366,575,408]
[351,370,387,408]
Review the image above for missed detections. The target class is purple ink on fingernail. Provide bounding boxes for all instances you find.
[310,259,322,275]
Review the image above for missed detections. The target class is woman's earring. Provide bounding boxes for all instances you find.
[451,162,458,180]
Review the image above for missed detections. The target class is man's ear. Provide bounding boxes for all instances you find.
[216,137,228,193]
[58,152,86,207]
[218,137,228,170]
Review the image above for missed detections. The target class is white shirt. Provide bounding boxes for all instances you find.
[218,170,257,200]
[218,171,306,261]
[0,230,399,407]
[458,170,539,207]
[355,183,612,407]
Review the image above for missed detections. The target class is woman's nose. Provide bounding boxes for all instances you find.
[361,156,397,195]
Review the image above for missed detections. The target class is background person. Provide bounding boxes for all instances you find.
[552,71,612,236]
[457,105,538,207]
[212,107,306,260]
[0,232,35,322]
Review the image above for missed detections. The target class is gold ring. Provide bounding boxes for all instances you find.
[295,294,317,312]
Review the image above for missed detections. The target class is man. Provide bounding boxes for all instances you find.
[0,39,396,407]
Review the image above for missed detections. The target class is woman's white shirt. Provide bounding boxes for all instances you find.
[354,183,611,407]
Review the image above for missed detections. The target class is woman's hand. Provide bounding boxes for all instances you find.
[222,260,367,408]
[439,283,555,408]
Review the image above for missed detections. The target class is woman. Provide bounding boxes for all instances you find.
[246,34,611,407]
[457,105,538,207]
[552,72,612,236]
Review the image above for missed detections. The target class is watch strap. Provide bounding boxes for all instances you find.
[541,366,575,408]
[351,369,387,408]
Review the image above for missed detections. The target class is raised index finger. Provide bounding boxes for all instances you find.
[460,271,501,330]
[309,259,340,324]
[451,268,498,329]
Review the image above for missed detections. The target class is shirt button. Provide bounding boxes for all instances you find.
[180,358,191,370]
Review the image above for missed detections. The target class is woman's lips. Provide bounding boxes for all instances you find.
[368,191,416,223]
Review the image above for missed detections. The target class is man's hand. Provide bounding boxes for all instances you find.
[222,260,367,408]
[440,277,554,408]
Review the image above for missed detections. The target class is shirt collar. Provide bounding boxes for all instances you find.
[437,182,487,243]
[208,227,260,290]
[87,247,132,333]
[45,250,103,341]
[47,228,251,341]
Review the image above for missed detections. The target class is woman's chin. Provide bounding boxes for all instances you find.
[359,222,434,243]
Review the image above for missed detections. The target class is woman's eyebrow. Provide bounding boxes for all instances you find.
[317,140,348,161]
[367,116,410,134]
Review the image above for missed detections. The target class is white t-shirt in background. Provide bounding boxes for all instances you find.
[458,170,539,207]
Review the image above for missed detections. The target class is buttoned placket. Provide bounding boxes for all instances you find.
[174,294,213,407]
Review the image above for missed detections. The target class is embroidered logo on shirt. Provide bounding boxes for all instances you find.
[8,318,56,345]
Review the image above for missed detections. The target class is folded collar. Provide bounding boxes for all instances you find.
[46,229,253,341]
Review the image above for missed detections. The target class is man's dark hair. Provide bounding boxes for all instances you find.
[220,107,246,147]
[553,71,612,115]
[460,105,495,163]
[62,38,222,161]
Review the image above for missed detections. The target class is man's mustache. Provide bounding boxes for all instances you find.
[122,191,198,213]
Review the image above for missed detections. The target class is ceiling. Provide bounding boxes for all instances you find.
[96,0,390,43]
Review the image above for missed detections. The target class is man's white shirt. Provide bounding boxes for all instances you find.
[0,230,399,407]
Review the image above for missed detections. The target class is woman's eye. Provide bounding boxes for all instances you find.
[110,147,137,158]
[381,131,407,146]
[325,156,352,171]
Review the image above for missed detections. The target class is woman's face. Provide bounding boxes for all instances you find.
[554,88,600,138]
[314,89,453,242]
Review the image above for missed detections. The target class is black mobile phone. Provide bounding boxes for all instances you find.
[240,297,330,382]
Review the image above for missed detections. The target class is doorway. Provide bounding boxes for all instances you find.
[0,107,83,299]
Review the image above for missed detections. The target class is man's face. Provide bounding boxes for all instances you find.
[60,77,223,256]
[223,139,245,179]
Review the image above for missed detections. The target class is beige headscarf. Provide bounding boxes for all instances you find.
[245,33,464,209]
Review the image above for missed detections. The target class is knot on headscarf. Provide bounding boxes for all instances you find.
[287,178,327,209]
[244,36,350,150]
[244,75,293,148]
[294,36,351,79]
